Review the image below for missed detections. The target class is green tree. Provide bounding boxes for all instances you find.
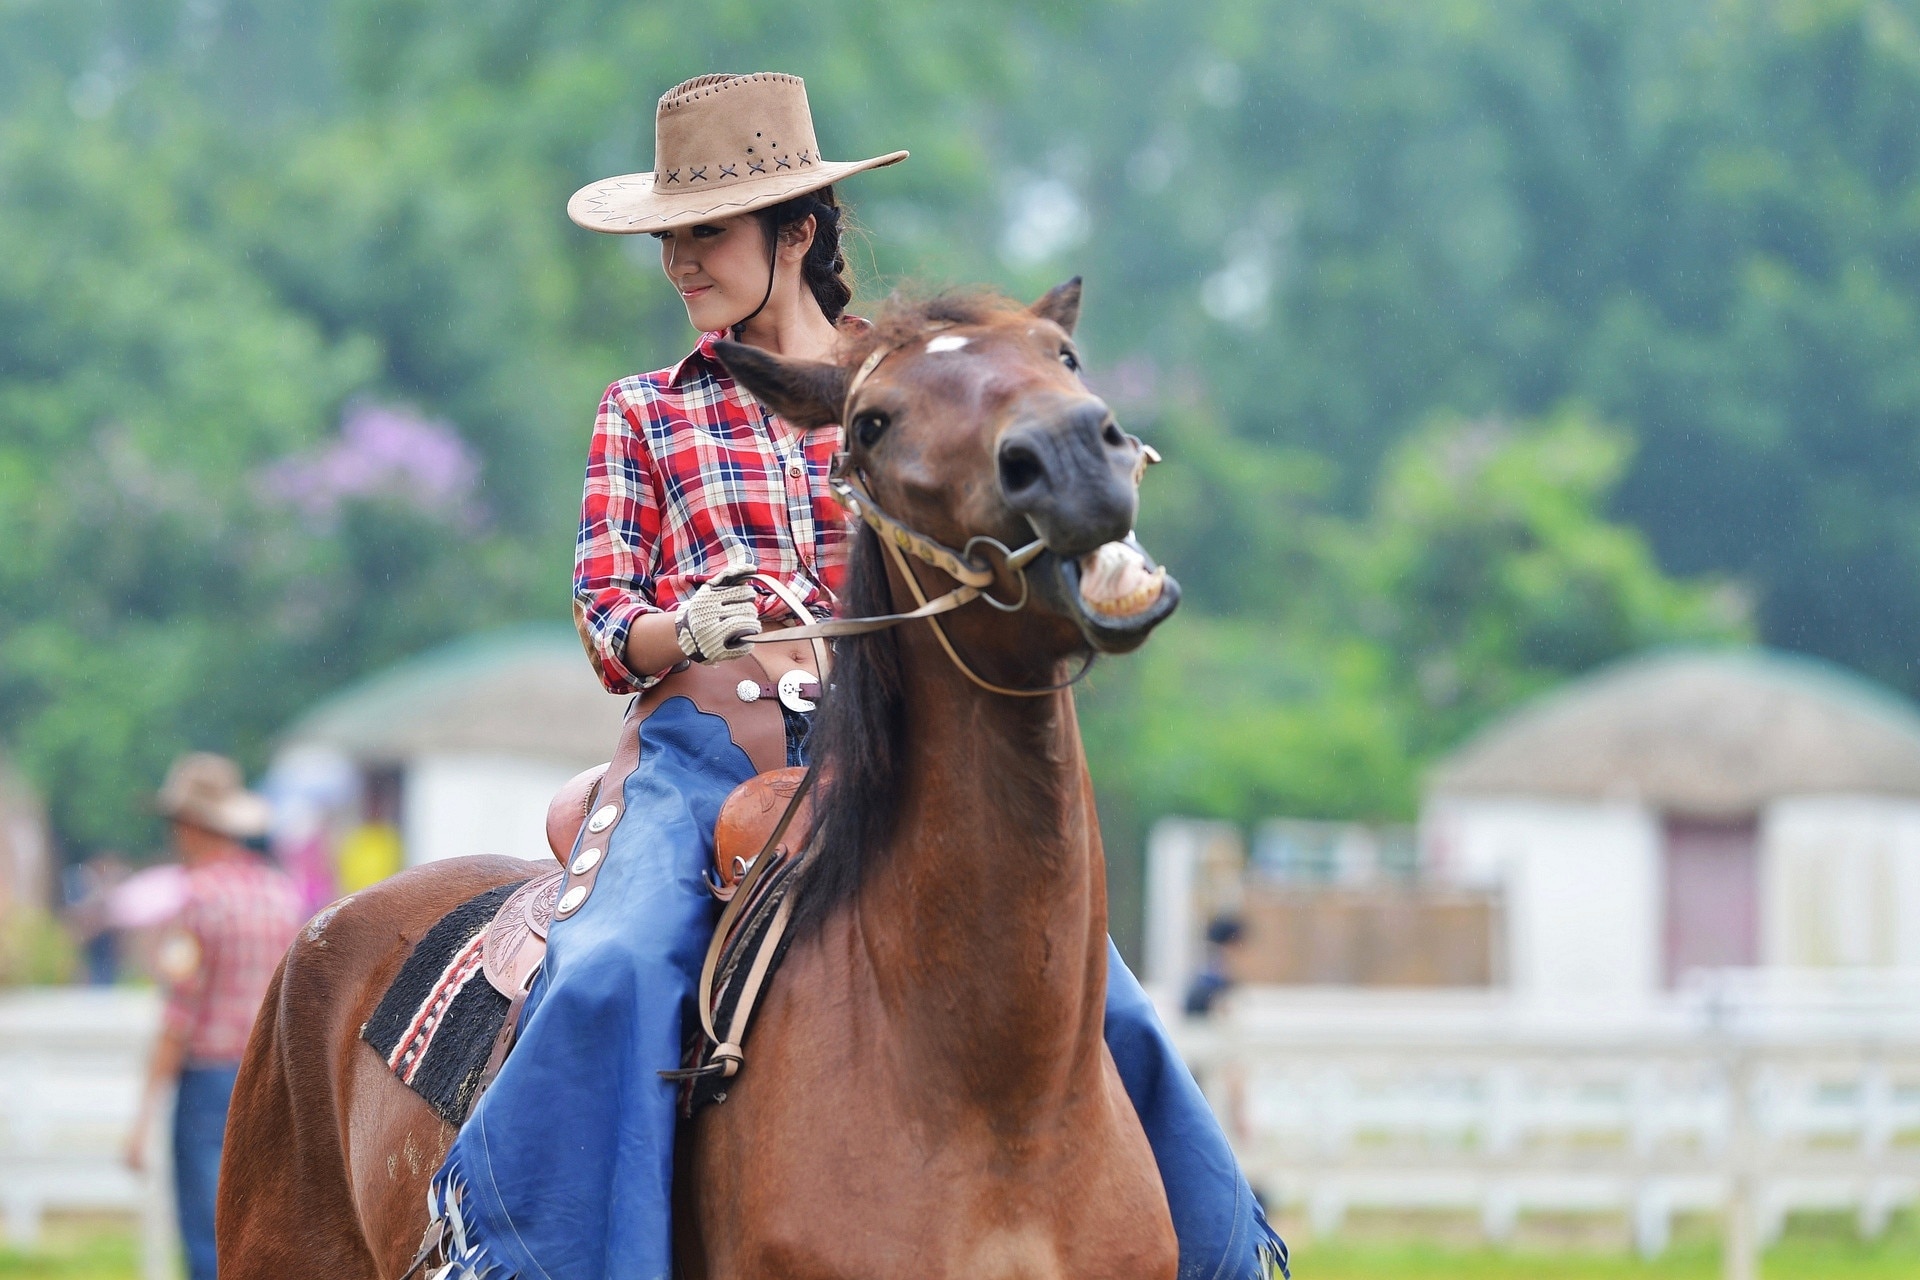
[0,0,1911,870]
[1357,410,1751,759]
[1083,408,1746,825]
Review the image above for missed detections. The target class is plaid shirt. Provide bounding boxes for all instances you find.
[160,854,302,1065]
[574,328,851,693]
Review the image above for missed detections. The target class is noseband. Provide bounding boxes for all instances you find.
[748,326,1110,697]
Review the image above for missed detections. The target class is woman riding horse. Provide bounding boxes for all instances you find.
[423,72,1287,1278]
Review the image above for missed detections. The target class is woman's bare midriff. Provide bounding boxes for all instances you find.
[747,622,825,684]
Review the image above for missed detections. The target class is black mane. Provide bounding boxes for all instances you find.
[791,524,905,937]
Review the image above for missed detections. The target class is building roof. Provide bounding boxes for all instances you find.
[1428,649,1920,816]
[279,626,628,768]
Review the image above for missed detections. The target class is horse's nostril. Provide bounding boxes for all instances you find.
[999,442,1045,495]
[1102,421,1125,448]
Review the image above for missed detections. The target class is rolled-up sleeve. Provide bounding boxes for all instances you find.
[158,906,208,1046]
[573,382,671,693]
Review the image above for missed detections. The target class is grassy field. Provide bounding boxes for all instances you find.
[2,1215,1914,1277]
[1289,1210,1920,1278]
[0,1223,136,1280]
[1297,1237,1919,1278]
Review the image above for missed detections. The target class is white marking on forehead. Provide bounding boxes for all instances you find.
[925,334,971,354]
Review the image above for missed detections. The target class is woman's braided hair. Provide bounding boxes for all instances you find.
[756,185,854,322]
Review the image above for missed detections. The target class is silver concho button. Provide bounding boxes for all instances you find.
[569,846,603,876]
[736,679,761,703]
[555,886,589,917]
[586,804,619,833]
[778,668,816,713]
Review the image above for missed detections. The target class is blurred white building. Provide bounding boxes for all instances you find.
[1425,648,1920,1004]
[274,626,627,867]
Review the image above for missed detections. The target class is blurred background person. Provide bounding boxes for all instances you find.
[62,850,130,985]
[123,753,302,1280]
[1184,913,1246,1018]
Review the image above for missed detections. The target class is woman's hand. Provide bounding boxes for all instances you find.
[674,565,762,664]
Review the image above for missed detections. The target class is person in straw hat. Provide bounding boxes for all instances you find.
[423,72,1285,1279]
[126,752,301,1280]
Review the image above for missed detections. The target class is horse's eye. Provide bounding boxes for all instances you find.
[1060,348,1081,373]
[854,412,890,449]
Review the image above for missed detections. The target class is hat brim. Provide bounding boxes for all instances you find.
[568,150,908,234]
[156,792,274,841]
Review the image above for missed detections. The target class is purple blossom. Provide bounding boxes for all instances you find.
[260,403,484,527]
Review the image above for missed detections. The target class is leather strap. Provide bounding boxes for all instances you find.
[691,764,817,1052]
[749,578,982,640]
[734,678,822,703]
[829,466,1000,589]
[399,1219,448,1280]
[837,335,917,426]
[708,892,795,1077]
[746,465,1045,644]
[878,527,1095,698]
[473,980,533,1102]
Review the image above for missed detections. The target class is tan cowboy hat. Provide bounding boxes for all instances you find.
[568,72,908,234]
[155,752,273,840]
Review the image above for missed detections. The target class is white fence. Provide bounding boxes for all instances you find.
[1176,975,1920,1280]
[0,988,172,1278]
[11,975,1920,1280]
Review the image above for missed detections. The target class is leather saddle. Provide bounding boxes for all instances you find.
[470,763,611,1002]
[710,767,812,901]
[477,762,813,999]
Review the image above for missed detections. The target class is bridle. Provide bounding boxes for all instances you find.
[747,326,1117,697]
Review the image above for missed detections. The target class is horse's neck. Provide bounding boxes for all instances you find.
[850,627,1111,1103]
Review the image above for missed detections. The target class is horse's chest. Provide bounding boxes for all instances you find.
[691,954,1176,1279]
[700,1091,1173,1280]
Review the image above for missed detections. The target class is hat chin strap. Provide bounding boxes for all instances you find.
[731,233,781,339]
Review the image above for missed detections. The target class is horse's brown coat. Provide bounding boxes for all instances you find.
[217,284,1177,1280]
[218,857,527,1278]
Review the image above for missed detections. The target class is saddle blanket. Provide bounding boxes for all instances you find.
[362,879,528,1126]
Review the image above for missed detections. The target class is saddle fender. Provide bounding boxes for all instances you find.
[496,762,805,1002]
[710,766,812,902]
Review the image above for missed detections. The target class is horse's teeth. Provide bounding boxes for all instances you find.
[1077,543,1166,618]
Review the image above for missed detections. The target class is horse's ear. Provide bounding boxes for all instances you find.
[1029,277,1083,335]
[713,340,852,428]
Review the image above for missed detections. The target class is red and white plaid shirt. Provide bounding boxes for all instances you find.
[160,854,303,1065]
[574,328,851,693]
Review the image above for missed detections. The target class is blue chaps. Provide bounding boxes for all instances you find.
[431,696,1285,1279]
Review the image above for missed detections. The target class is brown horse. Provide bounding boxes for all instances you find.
[217,280,1184,1278]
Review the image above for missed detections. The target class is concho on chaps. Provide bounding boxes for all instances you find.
[550,659,788,929]
[363,659,799,1128]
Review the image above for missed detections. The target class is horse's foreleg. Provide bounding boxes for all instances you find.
[219,859,533,1278]
[345,1044,455,1275]
[217,956,383,1279]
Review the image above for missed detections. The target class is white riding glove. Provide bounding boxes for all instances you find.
[674,565,762,664]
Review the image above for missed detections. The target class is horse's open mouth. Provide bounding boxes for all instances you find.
[1047,536,1180,652]
[1077,541,1167,620]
